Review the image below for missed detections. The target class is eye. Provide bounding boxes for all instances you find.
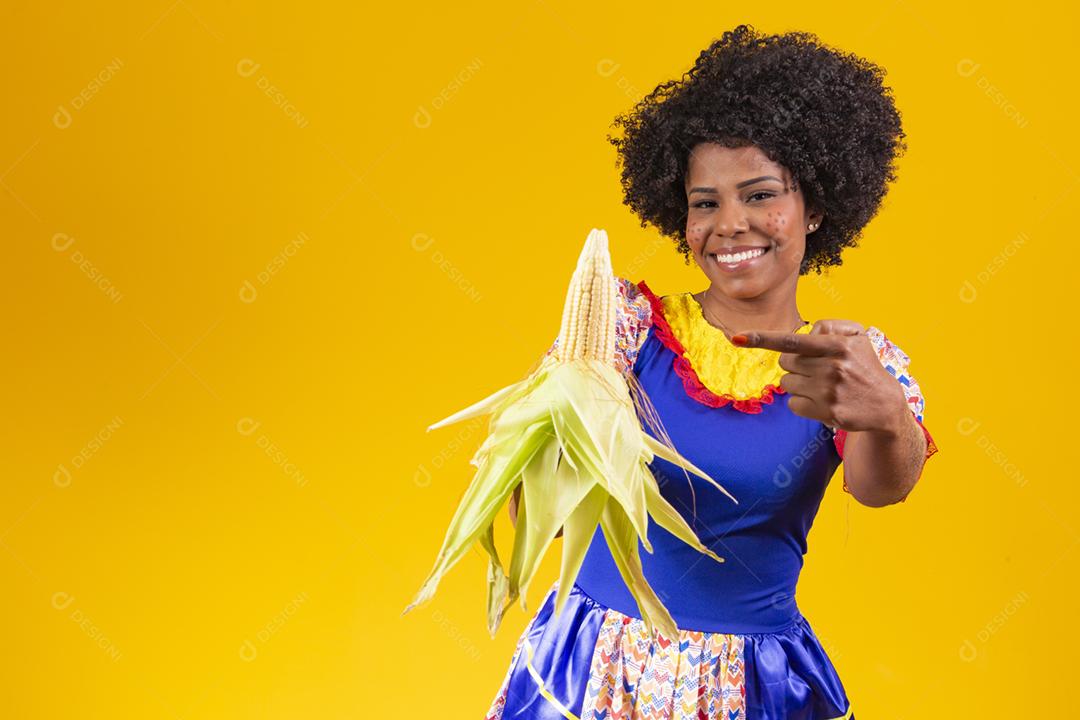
[691,192,774,209]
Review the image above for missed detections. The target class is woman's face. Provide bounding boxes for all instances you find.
[684,142,822,300]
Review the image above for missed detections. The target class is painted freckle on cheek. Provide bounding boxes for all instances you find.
[765,217,780,243]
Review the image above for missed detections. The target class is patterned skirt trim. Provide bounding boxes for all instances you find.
[484,582,854,720]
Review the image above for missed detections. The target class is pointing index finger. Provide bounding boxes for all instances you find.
[730,330,841,356]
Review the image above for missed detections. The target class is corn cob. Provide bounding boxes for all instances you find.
[403,228,736,641]
[555,230,617,364]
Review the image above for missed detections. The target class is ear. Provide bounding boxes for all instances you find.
[804,207,824,232]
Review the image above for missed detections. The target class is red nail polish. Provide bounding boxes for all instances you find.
[731,334,747,345]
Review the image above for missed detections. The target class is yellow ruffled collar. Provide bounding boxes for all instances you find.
[637,282,813,413]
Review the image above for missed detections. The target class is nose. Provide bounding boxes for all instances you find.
[714,198,749,237]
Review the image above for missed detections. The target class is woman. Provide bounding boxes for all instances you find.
[486,24,938,720]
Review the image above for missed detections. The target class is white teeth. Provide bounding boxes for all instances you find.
[714,247,766,264]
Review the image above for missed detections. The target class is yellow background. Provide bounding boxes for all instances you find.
[2,1,1075,717]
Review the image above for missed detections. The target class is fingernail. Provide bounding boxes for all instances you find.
[730,334,747,346]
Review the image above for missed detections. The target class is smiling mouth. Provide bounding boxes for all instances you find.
[709,246,770,268]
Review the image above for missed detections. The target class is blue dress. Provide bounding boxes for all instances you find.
[483,279,937,720]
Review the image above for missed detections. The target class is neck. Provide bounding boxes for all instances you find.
[698,283,804,334]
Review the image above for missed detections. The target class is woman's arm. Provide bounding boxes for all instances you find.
[731,320,936,507]
[840,392,928,506]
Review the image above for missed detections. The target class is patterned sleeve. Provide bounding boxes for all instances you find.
[833,326,939,499]
[542,277,653,374]
[612,277,653,374]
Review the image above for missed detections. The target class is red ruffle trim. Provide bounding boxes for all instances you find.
[635,280,784,414]
[835,418,939,500]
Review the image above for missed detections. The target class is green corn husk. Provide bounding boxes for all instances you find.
[402,228,737,640]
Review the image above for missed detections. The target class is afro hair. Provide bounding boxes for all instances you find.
[607,23,907,274]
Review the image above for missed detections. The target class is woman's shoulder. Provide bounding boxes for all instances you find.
[613,277,654,374]
[542,276,653,373]
[615,277,652,308]
[863,325,910,365]
[859,324,925,423]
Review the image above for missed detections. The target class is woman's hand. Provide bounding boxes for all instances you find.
[731,320,926,506]
[730,319,909,433]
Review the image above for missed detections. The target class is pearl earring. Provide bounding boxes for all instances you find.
[807,223,818,231]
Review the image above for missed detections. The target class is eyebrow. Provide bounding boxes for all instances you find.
[688,175,783,195]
